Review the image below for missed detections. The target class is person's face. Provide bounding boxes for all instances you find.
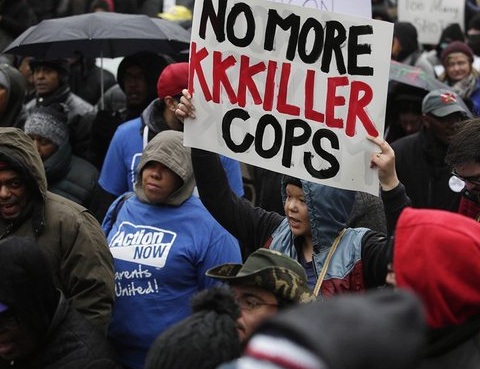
[232,285,279,345]
[123,65,148,108]
[28,134,58,161]
[18,57,34,90]
[453,161,480,196]
[423,112,464,145]
[141,161,182,203]
[0,311,38,361]
[164,96,184,131]
[284,184,311,238]
[33,66,60,96]
[398,111,423,135]
[391,37,401,60]
[0,85,8,119]
[445,53,472,82]
[0,170,28,221]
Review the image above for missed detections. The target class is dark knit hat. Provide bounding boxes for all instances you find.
[393,22,419,61]
[24,104,69,147]
[220,289,425,369]
[144,286,241,369]
[29,58,70,84]
[441,41,474,64]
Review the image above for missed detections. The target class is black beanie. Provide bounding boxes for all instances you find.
[29,59,70,85]
[144,286,241,369]
[393,22,419,61]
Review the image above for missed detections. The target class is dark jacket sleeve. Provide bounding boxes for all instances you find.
[381,182,411,238]
[361,183,411,288]
[88,182,118,223]
[192,148,284,255]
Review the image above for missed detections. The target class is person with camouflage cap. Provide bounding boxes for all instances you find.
[206,248,315,344]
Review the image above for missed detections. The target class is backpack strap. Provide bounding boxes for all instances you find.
[104,192,134,234]
[313,228,347,297]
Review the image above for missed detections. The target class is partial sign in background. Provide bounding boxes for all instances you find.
[184,0,393,195]
[268,0,372,18]
[397,0,465,45]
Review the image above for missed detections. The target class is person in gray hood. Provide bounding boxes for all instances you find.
[102,130,241,369]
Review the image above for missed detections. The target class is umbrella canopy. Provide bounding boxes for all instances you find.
[389,60,473,118]
[2,12,191,59]
[389,60,447,92]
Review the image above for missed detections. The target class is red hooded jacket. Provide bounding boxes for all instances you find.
[394,207,480,329]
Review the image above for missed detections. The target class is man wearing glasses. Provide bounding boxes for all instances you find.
[206,248,316,345]
[391,89,471,211]
[446,119,480,221]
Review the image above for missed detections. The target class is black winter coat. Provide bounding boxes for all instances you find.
[0,294,122,369]
[391,128,461,211]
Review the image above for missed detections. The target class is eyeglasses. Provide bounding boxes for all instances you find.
[451,170,480,186]
[236,296,278,311]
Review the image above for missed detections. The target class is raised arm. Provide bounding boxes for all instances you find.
[367,135,411,237]
[177,91,284,254]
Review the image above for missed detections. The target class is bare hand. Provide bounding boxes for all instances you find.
[175,89,196,122]
[367,135,399,191]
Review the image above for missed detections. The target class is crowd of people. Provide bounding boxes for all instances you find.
[0,1,480,369]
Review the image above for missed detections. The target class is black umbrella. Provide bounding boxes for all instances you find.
[2,12,191,59]
[3,12,191,108]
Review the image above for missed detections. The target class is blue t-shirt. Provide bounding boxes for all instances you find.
[98,118,245,197]
[103,194,241,369]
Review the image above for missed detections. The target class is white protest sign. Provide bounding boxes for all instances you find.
[397,0,464,45]
[184,0,393,195]
[268,0,372,18]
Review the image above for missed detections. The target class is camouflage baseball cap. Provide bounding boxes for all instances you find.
[206,249,316,304]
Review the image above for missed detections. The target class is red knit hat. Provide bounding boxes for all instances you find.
[441,41,474,65]
[156,62,189,99]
